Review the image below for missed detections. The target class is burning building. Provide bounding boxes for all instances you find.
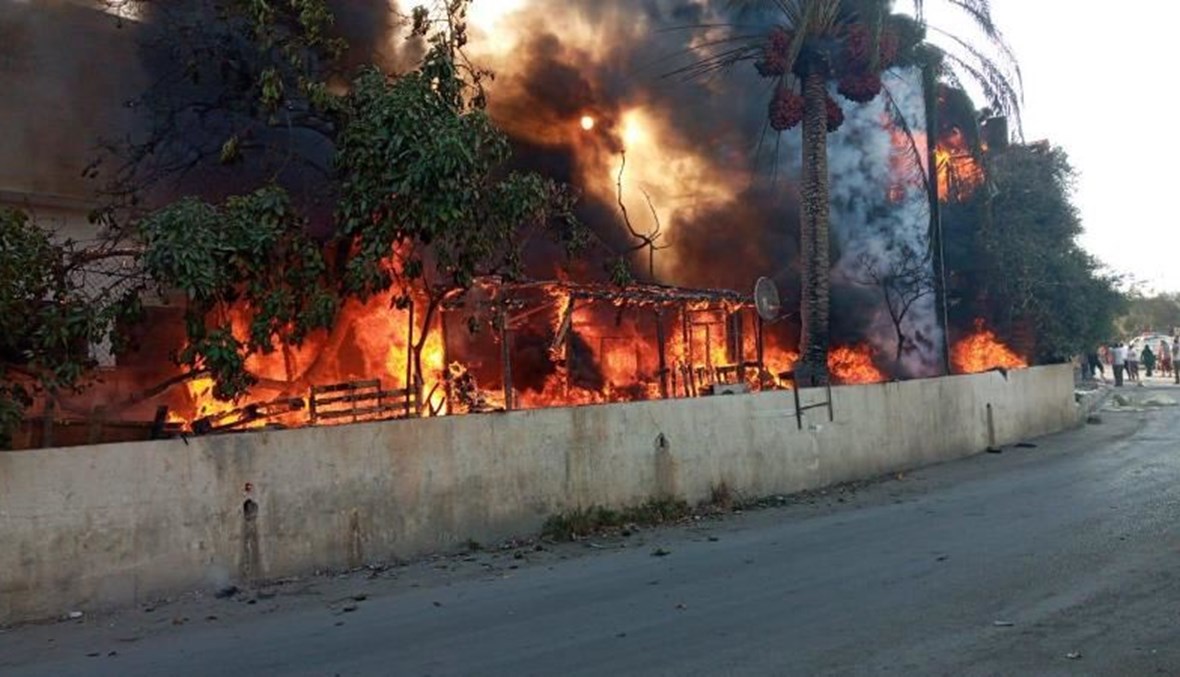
[2,0,1027,449]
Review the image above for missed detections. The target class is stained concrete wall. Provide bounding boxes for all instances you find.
[0,365,1078,624]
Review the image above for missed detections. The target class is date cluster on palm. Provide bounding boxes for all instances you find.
[754,22,902,134]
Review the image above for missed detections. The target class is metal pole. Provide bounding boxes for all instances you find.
[438,306,450,415]
[682,306,694,396]
[756,314,765,385]
[406,301,414,417]
[499,307,514,411]
[923,63,953,376]
[656,308,668,399]
[730,311,742,366]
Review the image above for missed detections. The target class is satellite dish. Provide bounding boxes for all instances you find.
[754,277,782,322]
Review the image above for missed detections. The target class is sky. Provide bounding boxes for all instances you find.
[923,0,1180,294]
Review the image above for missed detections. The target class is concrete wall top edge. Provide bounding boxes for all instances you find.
[6,364,1072,456]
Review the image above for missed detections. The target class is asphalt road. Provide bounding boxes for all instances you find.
[5,385,1180,676]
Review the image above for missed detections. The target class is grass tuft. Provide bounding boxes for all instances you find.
[542,498,691,542]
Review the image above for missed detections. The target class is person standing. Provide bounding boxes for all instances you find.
[1161,340,1172,377]
[1142,345,1156,378]
[1112,342,1127,387]
[1087,349,1104,381]
[1173,338,1180,385]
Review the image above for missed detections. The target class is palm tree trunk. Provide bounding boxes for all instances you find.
[796,67,831,386]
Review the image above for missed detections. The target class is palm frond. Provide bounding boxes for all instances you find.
[881,78,933,203]
[937,47,1020,136]
[903,0,1024,137]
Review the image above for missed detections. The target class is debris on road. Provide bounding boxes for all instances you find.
[1142,394,1177,408]
[651,547,671,557]
[992,620,1014,627]
[1065,652,1082,660]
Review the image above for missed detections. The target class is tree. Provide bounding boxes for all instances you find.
[137,187,335,400]
[855,243,934,361]
[3,1,583,437]
[682,0,1021,385]
[1117,293,1180,338]
[333,15,581,394]
[946,142,1125,361]
[130,1,582,404]
[0,208,142,447]
[93,0,353,209]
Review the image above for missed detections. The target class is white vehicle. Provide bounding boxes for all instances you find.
[1128,333,1173,358]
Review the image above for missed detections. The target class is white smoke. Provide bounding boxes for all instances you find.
[825,68,943,378]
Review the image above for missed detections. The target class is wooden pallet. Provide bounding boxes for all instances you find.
[308,380,419,424]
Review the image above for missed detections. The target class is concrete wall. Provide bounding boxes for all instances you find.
[0,365,1078,624]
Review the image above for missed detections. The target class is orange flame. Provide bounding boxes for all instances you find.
[936,127,985,203]
[829,344,886,385]
[952,320,1028,374]
[177,283,446,428]
[171,271,897,430]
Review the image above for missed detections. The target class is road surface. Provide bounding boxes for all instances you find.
[4,385,1180,676]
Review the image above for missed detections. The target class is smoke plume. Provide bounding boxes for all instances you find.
[5,0,947,379]
[467,0,943,376]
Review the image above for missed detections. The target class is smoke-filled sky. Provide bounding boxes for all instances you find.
[920,0,1179,294]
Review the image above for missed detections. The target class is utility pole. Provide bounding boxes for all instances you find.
[923,63,953,376]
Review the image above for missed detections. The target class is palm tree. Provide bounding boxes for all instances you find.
[681,0,1021,385]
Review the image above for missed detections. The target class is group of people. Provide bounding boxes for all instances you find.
[1086,337,1180,387]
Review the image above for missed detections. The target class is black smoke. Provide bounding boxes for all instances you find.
[481,0,890,351]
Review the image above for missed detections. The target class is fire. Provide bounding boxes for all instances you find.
[141,7,967,435]
[952,320,1028,374]
[467,0,528,31]
[175,282,447,428]
[828,344,886,385]
[752,337,882,387]
[157,273,902,436]
[185,376,238,420]
[468,1,744,282]
[936,127,985,203]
